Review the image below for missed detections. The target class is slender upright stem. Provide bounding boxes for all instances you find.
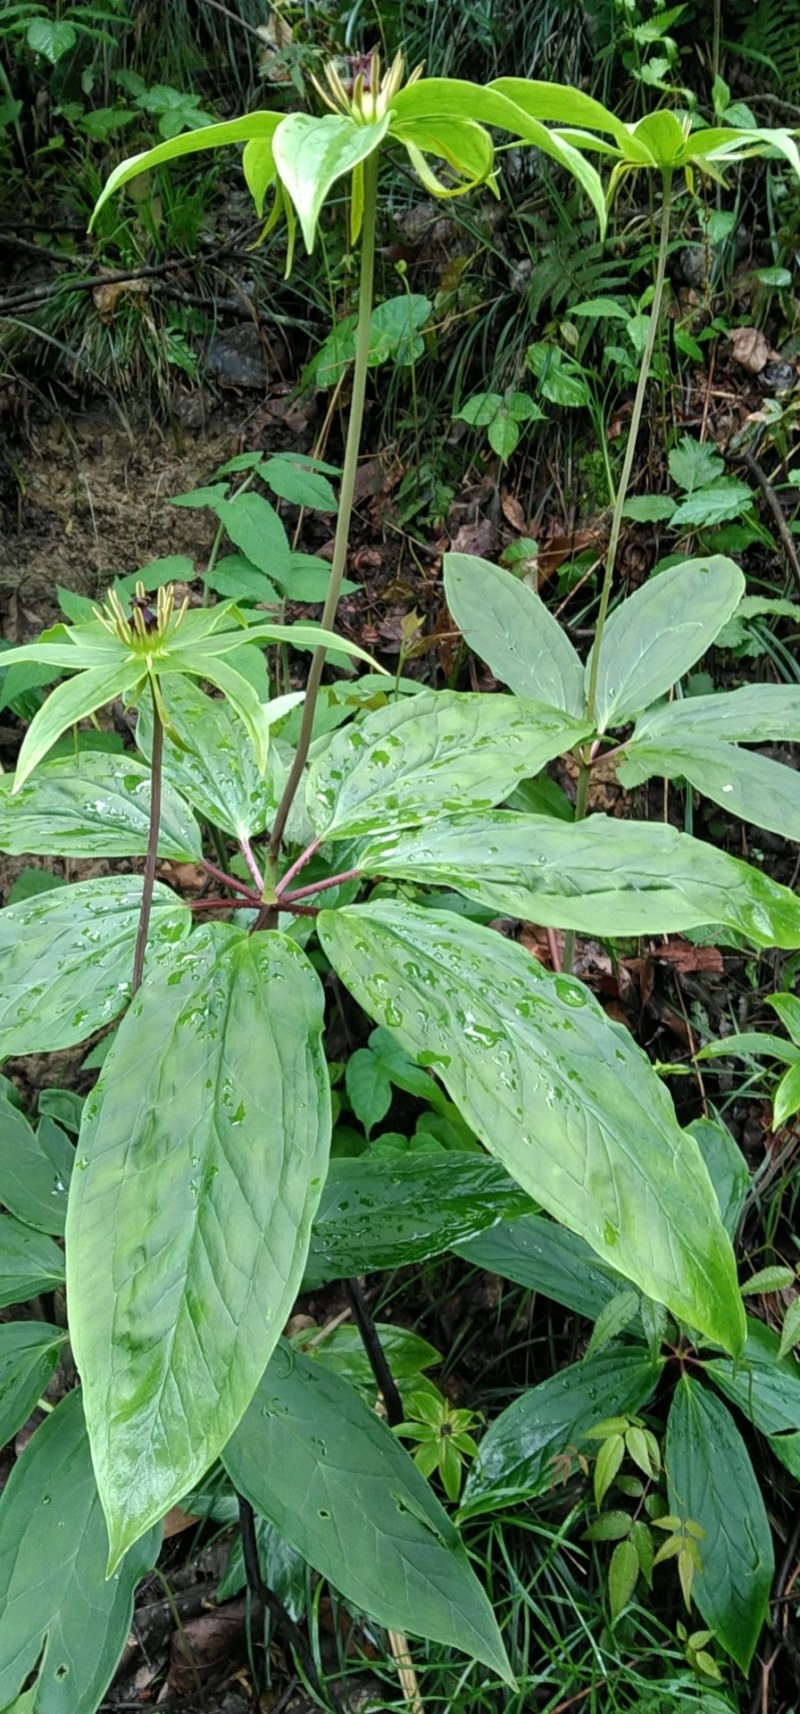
[584,171,673,728]
[131,682,163,996]
[563,173,673,979]
[344,1277,404,1426]
[268,150,380,865]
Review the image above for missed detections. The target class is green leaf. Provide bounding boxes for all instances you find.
[66,924,331,1567]
[304,1155,533,1288]
[668,435,725,494]
[344,1047,392,1135]
[0,1096,73,1235]
[137,676,284,839]
[488,413,520,460]
[619,736,800,842]
[583,1290,641,1361]
[0,1215,65,1308]
[0,1390,160,1713]
[222,1340,512,1681]
[26,17,76,62]
[635,683,800,748]
[217,1510,306,1611]
[273,111,390,252]
[486,77,633,148]
[13,662,146,790]
[622,495,676,523]
[588,557,745,731]
[702,1315,800,1441]
[242,133,277,215]
[0,754,201,861]
[455,1213,622,1320]
[666,1377,773,1671]
[609,1538,639,1621]
[355,810,800,947]
[318,902,744,1354]
[459,1347,660,1518]
[308,690,590,839]
[687,1116,749,1238]
[671,480,754,530]
[0,878,190,1056]
[444,552,584,715]
[260,455,338,512]
[213,491,291,588]
[294,1322,439,1390]
[392,79,608,233]
[779,1299,800,1363]
[594,1432,625,1507]
[0,1321,65,1447]
[774,1062,800,1128]
[90,111,282,228]
[526,343,590,407]
[741,1266,796,1296]
[766,990,800,1046]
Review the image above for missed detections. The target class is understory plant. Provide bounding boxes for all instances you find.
[1,52,800,1710]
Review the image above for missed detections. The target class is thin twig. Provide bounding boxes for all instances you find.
[731,447,800,598]
[200,858,261,902]
[131,688,163,995]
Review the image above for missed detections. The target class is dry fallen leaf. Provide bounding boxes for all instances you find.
[727,326,777,374]
[501,491,528,532]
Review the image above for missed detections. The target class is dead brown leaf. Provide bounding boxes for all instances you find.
[727,326,777,374]
[449,516,499,558]
[500,491,527,532]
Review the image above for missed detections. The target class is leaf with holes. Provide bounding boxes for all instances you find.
[223,1340,512,1680]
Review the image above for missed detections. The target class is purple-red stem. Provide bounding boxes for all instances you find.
[240,834,264,893]
[200,859,261,902]
[280,866,362,905]
[275,837,321,898]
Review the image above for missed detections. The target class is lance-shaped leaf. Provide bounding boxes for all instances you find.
[307,690,591,839]
[0,878,191,1056]
[456,1213,623,1320]
[586,557,744,732]
[619,735,800,842]
[0,753,201,860]
[701,1315,800,1478]
[137,677,292,839]
[89,111,281,227]
[0,1390,161,1714]
[304,1154,533,1287]
[444,551,584,715]
[634,682,800,746]
[390,79,607,233]
[318,902,744,1354]
[0,1094,73,1235]
[666,1378,773,1672]
[13,661,146,789]
[488,77,638,151]
[460,1347,661,1519]
[390,114,496,197]
[0,1215,65,1308]
[223,1340,512,1681]
[66,924,331,1568]
[0,1322,66,1448]
[274,111,391,251]
[355,810,800,946]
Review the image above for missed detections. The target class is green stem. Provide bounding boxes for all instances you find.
[132,679,163,996]
[268,150,380,866]
[563,173,673,978]
[584,171,673,728]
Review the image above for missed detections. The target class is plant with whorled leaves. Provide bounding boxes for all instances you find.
[0,56,800,1708]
